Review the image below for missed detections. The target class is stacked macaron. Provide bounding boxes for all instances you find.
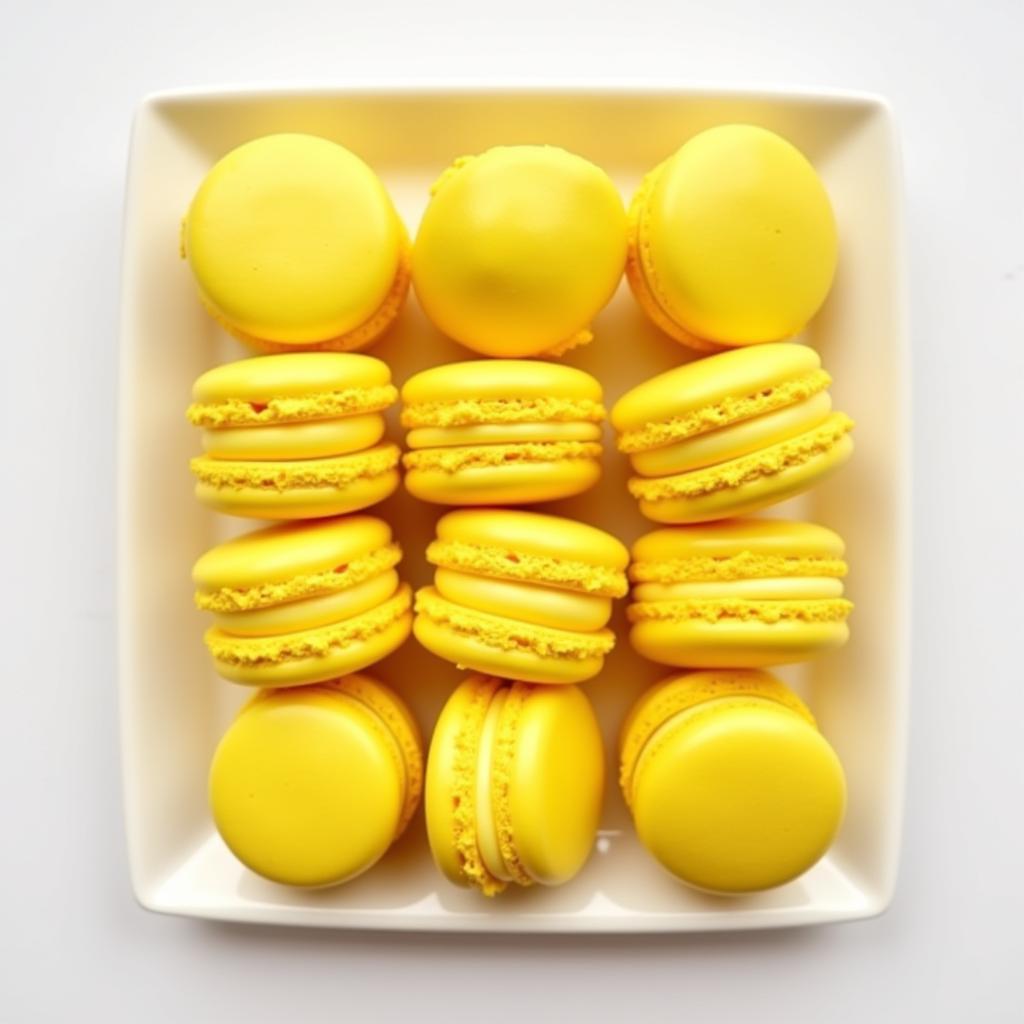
[176,125,859,901]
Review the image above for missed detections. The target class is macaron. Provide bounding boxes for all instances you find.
[619,670,846,894]
[210,675,422,887]
[426,675,604,896]
[188,353,401,519]
[611,344,853,523]
[193,515,411,687]
[414,509,628,685]
[627,124,837,351]
[182,133,409,352]
[401,360,605,505]
[412,145,627,357]
[627,519,853,667]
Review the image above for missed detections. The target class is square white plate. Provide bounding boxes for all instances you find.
[118,85,910,932]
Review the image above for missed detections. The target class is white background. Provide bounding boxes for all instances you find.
[2,1,1021,1020]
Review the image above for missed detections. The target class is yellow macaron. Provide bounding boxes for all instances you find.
[611,344,853,523]
[414,509,628,685]
[182,133,409,351]
[426,675,604,896]
[193,515,411,687]
[620,670,846,894]
[401,360,605,505]
[627,518,852,667]
[412,145,627,357]
[188,353,400,519]
[627,124,837,352]
[210,675,422,887]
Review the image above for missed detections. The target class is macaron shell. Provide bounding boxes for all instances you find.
[411,147,626,357]
[184,134,406,345]
[631,697,846,892]
[635,429,853,524]
[503,684,605,886]
[636,125,837,347]
[413,606,608,685]
[403,448,601,506]
[192,515,394,593]
[611,343,822,435]
[630,614,850,668]
[202,414,386,460]
[208,685,406,887]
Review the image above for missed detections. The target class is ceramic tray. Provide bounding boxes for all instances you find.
[118,85,910,931]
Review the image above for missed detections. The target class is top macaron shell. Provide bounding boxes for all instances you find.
[412,146,627,357]
[401,360,606,505]
[628,124,838,351]
[183,133,409,351]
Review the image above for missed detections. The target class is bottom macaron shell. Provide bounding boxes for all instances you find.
[630,617,850,668]
[413,614,606,685]
[404,457,601,506]
[195,468,400,520]
[210,608,412,687]
[637,432,853,524]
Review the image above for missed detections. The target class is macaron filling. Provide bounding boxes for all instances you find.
[187,384,398,429]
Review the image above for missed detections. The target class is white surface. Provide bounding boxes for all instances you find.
[2,0,1021,1017]
[121,86,908,932]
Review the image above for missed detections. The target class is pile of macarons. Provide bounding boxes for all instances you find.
[183,126,853,898]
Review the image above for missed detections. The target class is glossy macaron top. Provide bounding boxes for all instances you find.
[426,675,604,896]
[183,133,408,350]
[192,514,398,606]
[619,670,846,893]
[412,145,627,357]
[628,124,837,350]
[209,675,422,888]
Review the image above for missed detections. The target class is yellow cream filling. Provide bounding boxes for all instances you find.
[427,539,628,597]
[450,675,506,896]
[206,585,411,666]
[403,441,602,474]
[475,689,514,884]
[626,597,853,624]
[406,420,601,450]
[628,414,853,502]
[629,552,848,584]
[491,684,533,887]
[196,543,402,612]
[401,397,605,429]
[191,444,400,492]
[617,370,832,454]
[633,578,844,602]
[415,588,615,661]
[187,385,398,429]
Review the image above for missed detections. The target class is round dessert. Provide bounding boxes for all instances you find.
[210,675,422,887]
[627,124,838,351]
[620,669,846,893]
[412,145,627,357]
[628,518,853,667]
[188,353,401,519]
[611,344,853,523]
[401,360,605,505]
[426,675,604,896]
[193,515,411,687]
[183,133,409,352]
[414,509,628,685]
